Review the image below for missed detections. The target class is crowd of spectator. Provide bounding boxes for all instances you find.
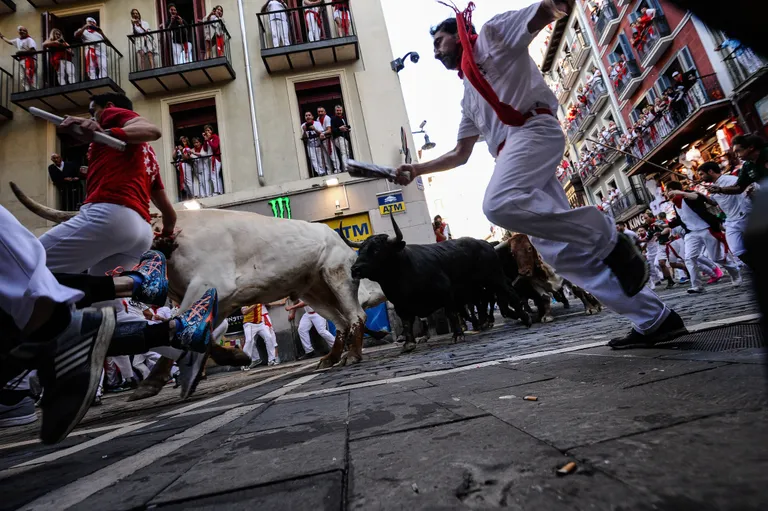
[174,125,224,200]
[261,0,351,49]
[562,67,607,136]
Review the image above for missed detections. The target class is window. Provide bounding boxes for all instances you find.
[40,11,107,87]
[170,98,224,201]
[607,178,617,190]
[51,130,88,212]
[156,0,206,28]
[295,77,354,178]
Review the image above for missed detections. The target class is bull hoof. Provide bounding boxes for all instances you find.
[452,334,465,344]
[402,341,417,353]
[541,315,555,323]
[338,351,363,366]
[416,336,430,344]
[520,311,533,328]
[586,306,602,315]
[316,354,340,369]
[127,381,164,401]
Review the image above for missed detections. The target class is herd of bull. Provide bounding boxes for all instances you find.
[343,214,602,353]
[15,184,601,380]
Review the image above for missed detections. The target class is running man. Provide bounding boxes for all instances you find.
[394,0,686,349]
[286,300,336,359]
[241,303,280,369]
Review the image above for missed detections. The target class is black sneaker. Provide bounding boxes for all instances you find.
[37,307,115,444]
[602,233,649,297]
[298,351,317,360]
[666,280,676,289]
[608,310,687,350]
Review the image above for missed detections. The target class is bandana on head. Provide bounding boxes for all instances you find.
[437,1,527,126]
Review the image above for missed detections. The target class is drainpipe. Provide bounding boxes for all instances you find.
[237,0,266,186]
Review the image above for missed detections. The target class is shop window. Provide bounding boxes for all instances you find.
[170,98,224,201]
[295,77,354,178]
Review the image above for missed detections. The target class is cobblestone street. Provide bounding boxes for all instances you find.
[1,279,765,510]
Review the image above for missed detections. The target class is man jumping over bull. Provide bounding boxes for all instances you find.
[394,0,686,349]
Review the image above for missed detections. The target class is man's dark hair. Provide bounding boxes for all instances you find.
[732,134,764,150]
[698,161,721,174]
[90,93,133,111]
[666,181,683,191]
[430,17,476,36]
[617,221,627,228]
[658,212,667,219]
[168,3,176,9]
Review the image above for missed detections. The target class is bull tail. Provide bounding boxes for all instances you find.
[9,182,78,224]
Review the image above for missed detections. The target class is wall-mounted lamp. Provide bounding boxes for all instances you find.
[412,120,436,152]
[391,51,420,73]
[183,200,201,210]
[325,177,340,187]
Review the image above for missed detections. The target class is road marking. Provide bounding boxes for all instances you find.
[688,313,760,331]
[158,362,316,418]
[256,373,319,401]
[18,404,262,511]
[172,404,239,418]
[0,421,144,452]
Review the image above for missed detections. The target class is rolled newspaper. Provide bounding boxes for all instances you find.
[347,159,411,183]
[29,107,127,152]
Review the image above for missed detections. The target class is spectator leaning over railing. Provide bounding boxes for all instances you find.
[130,9,158,71]
[75,17,109,80]
[262,0,292,48]
[203,125,224,195]
[331,104,352,172]
[202,5,226,59]
[333,0,352,37]
[190,137,212,198]
[317,106,340,173]
[162,4,192,65]
[301,111,326,176]
[43,29,75,86]
[1,26,37,91]
[303,0,324,42]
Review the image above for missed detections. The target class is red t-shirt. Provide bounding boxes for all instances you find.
[84,107,164,223]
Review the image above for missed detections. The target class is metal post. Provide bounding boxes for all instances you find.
[237,0,266,186]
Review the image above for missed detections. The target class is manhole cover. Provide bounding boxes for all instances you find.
[657,323,764,352]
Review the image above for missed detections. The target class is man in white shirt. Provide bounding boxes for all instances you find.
[317,107,341,173]
[75,17,108,80]
[286,300,336,360]
[301,111,327,176]
[394,0,684,350]
[664,181,741,294]
[697,161,753,268]
[1,26,37,90]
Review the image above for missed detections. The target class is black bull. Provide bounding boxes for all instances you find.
[339,215,531,352]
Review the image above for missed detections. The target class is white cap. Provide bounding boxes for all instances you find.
[86,17,97,24]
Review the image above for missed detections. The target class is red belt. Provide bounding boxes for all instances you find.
[496,108,554,155]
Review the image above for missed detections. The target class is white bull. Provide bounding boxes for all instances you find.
[11,183,370,369]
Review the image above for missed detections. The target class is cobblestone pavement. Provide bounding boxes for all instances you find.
[1,279,765,510]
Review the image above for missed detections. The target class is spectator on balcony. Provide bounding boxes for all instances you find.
[331,104,351,172]
[301,111,326,176]
[716,38,763,77]
[48,153,83,210]
[162,4,192,65]
[202,5,226,59]
[203,125,223,195]
[75,17,109,81]
[303,0,324,42]
[262,0,291,48]
[43,29,75,86]
[190,137,212,198]
[333,1,352,37]
[130,9,158,71]
[1,26,37,91]
[670,71,695,123]
[316,107,340,173]
[175,137,195,199]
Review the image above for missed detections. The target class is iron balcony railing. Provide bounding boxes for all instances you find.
[172,152,224,202]
[605,184,652,218]
[10,40,122,93]
[564,78,608,140]
[257,0,355,51]
[0,67,11,111]
[128,19,232,73]
[633,15,672,63]
[593,0,619,40]
[610,58,642,96]
[627,73,725,163]
[720,41,767,88]
[577,130,623,182]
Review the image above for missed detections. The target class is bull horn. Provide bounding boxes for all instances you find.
[389,213,403,243]
[337,220,363,249]
[495,240,509,251]
[10,182,78,224]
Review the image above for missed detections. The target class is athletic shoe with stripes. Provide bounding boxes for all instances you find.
[37,307,115,445]
[119,250,169,306]
[174,288,218,353]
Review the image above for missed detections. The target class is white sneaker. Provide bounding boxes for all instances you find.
[268,359,280,367]
[732,275,743,287]
[687,287,705,294]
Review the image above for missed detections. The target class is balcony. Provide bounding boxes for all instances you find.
[10,41,123,113]
[605,185,652,222]
[564,79,608,142]
[557,168,582,190]
[257,1,359,74]
[0,67,12,121]
[721,42,768,91]
[594,0,620,46]
[560,56,578,89]
[627,74,730,176]
[634,16,673,68]
[128,20,235,95]
[611,58,643,102]
[556,83,570,104]
[1,0,15,14]
[570,30,591,68]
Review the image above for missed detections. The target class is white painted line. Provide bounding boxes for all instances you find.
[688,313,760,332]
[0,421,143,452]
[173,404,239,418]
[18,404,262,511]
[256,374,319,401]
[158,362,316,418]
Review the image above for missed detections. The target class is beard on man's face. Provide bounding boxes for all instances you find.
[436,51,459,70]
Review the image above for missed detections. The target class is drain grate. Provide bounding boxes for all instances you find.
[658,323,765,352]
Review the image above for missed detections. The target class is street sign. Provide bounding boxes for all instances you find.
[377,190,406,216]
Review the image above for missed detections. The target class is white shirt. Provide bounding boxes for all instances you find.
[623,229,639,242]
[80,27,105,43]
[303,120,324,146]
[317,114,332,133]
[304,305,315,314]
[678,200,710,232]
[456,3,559,158]
[10,37,36,52]
[711,174,751,223]
[267,0,287,12]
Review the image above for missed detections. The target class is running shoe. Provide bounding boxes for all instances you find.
[0,395,37,428]
[176,351,207,400]
[119,251,169,306]
[36,307,115,444]
[608,310,687,350]
[173,289,218,353]
[247,359,263,370]
[706,266,724,285]
[687,287,705,294]
[602,233,649,297]
[732,275,743,287]
[268,358,281,367]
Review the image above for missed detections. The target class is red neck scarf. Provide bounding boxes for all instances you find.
[671,195,684,208]
[439,1,527,126]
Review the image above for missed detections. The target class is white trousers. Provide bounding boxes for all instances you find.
[334,137,350,172]
[57,61,76,85]
[307,143,326,176]
[243,322,278,363]
[172,42,191,65]
[656,238,685,265]
[645,241,663,282]
[0,206,83,330]
[87,46,108,80]
[482,115,668,334]
[684,229,740,289]
[211,159,224,195]
[298,312,335,352]
[108,355,134,382]
[181,162,196,198]
[305,9,322,42]
[132,351,161,379]
[269,13,291,47]
[321,139,340,173]
[194,160,212,198]
[725,216,749,257]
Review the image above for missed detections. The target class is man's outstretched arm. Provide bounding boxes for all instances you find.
[395,135,478,185]
[528,0,574,34]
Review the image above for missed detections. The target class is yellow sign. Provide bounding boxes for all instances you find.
[321,213,373,245]
[377,191,406,216]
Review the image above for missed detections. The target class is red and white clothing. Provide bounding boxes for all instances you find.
[80,27,107,80]
[333,2,351,37]
[242,304,278,364]
[10,36,37,90]
[435,222,451,242]
[205,135,224,195]
[303,0,323,42]
[710,174,751,257]
[266,0,291,47]
[455,3,669,334]
[317,113,340,173]
[176,146,196,198]
[298,305,336,352]
[191,144,212,198]
[304,120,326,176]
[48,42,75,85]
[204,14,226,56]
